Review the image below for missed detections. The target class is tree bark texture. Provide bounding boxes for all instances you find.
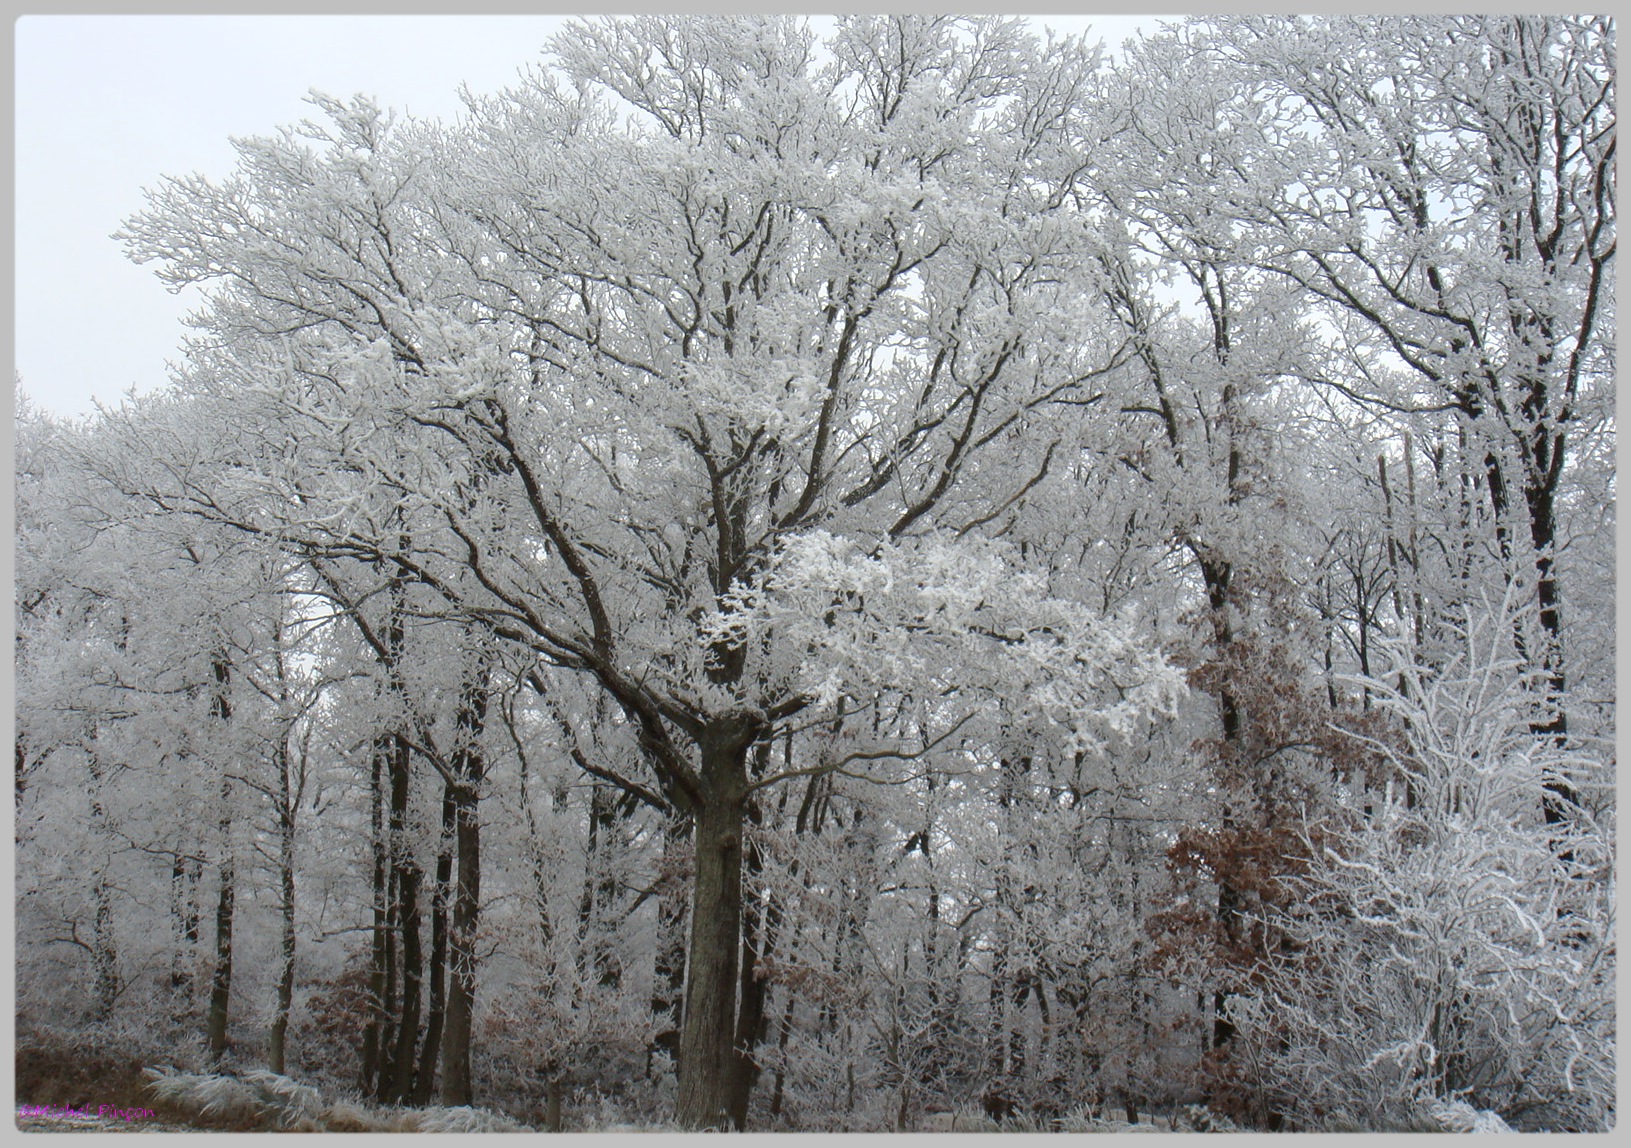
[269,742,297,1075]
[440,640,490,1106]
[675,726,753,1130]
[170,853,200,1003]
[378,731,424,1105]
[205,656,234,1062]
[360,735,390,1094]
[413,789,454,1105]
[440,780,481,1105]
[205,820,235,1062]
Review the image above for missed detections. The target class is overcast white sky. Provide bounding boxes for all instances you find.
[15,14,1174,417]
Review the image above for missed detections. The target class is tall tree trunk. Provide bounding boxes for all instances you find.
[1200,551,1241,1055]
[84,754,120,1021]
[440,638,491,1107]
[1485,444,1578,830]
[413,789,454,1105]
[578,784,627,990]
[440,779,481,1105]
[675,726,752,1130]
[205,655,234,1063]
[269,738,297,1076]
[385,853,424,1103]
[766,989,796,1121]
[355,534,411,1094]
[268,614,305,1078]
[206,804,235,1062]
[360,735,391,1094]
[1524,476,1575,817]
[512,693,555,953]
[380,732,423,1104]
[91,872,120,1022]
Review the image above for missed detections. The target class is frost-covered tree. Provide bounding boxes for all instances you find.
[1213,14,1616,820]
[14,12,1612,1134]
[15,396,293,1050]
[113,15,1182,1127]
[1229,590,1614,1131]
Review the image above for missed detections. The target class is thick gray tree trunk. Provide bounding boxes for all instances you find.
[674,724,754,1130]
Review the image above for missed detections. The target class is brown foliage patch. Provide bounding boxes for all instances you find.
[14,1029,175,1126]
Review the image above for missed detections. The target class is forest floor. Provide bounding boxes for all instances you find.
[14,1032,184,1133]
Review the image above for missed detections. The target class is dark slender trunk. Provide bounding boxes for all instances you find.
[1488,432,1578,834]
[85,755,120,1022]
[440,638,490,1106]
[989,937,1010,1080]
[206,814,235,1062]
[1213,900,1233,1050]
[385,854,424,1103]
[359,540,410,1094]
[1009,977,1030,1089]
[578,785,626,990]
[269,756,297,1075]
[1197,555,1242,1055]
[441,780,481,1105]
[1034,973,1052,1085]
[380,733,422,1104]
[516,711,554,953]
[414,789,454,1105]
[675,731,751,1130]
[1525,478,1576,824]
[206,655,235,1062]
[767,991,796,1121]
[92,873,119,1022]
[360,736,390,1094]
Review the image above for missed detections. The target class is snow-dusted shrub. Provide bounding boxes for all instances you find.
[1428,1097,1516,1133]
[239,1070,326,1127]
[412,1104,532,1133]
[141,1067,536,1132]
[143,1068,268,1126]
[1225,594,1615,1132]
[313,1099,389,1133]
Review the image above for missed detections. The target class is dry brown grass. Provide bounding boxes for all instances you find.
[14,1030,172,1125]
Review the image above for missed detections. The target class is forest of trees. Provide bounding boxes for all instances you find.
[13,14,1615,1132]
